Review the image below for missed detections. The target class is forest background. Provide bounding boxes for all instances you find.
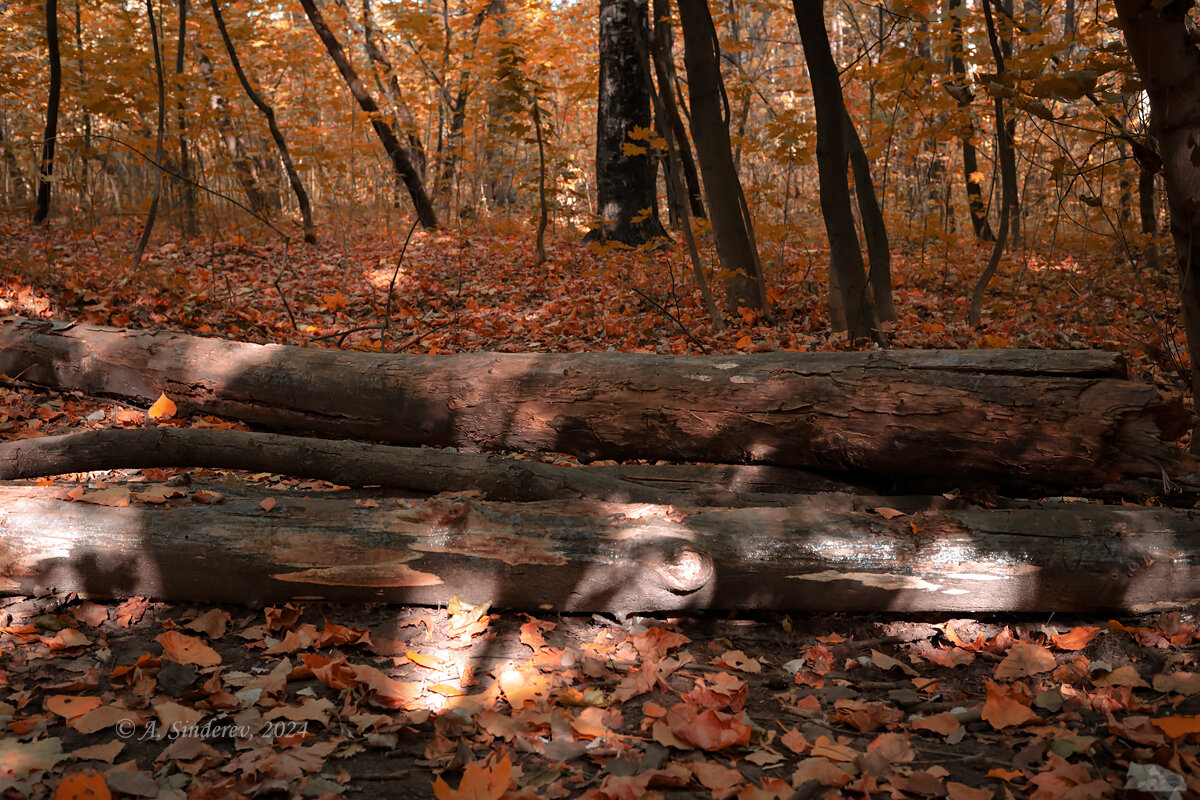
[0,0,1185,393]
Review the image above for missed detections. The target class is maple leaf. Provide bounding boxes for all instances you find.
[674,708,752,751]
[51,769,110,800]
[432,756,512,800]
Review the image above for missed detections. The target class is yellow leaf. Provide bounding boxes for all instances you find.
[148,393,176,421]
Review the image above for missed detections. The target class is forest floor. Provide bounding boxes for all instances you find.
[0,212,1198,799]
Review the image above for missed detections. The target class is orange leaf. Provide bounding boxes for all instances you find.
[735,334,752,349]
[981,680,1036,730]
[993,642,1056,681]
[148,393,176,421]
[406,650,443,669]
[675,708,752,751]
[432,756,512,800]
[260,497,277,512]
[1050,626,1100,651]
[1151,715,1200,738]
[156,630,222,667]
[46,695,101,722]
[52,769,111,800]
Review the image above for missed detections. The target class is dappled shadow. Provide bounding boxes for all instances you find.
[0,315,1197,620]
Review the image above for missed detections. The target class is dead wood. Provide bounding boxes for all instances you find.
[0,317,1187,486]
[0,484,1195,614]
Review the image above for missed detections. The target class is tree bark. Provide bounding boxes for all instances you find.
[793,0,880,342]
[947,0,994,242]
[586,0,668,245]
[175,0,199,237]
[1,486,1197,613]
[650,0,705,221]
[210,0,317,243]
[1114,0,1200,445]
[0,427,873,504]
[676,0,768,314]
[1139,162,1159,271]
[298,0,437,228]
[0,318,1185,487]
[844,109,894,322]
[131,0,167,269]
[33,0,61,225]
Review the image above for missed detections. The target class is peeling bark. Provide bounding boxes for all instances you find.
[0,486,1195,613]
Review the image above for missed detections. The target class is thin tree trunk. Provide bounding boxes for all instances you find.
[74,0,92,210]
[676,0,769,314]
[997,0,1021,246]
[131,0,166,267]
[33,0,61,224]
[299,0,437,228]
[532,96,548,267]
[633,0,722,329]
[1139,162,1159,271]
[651,0,705,220]
[844,108,894,321]
[175,0,199,236]
[210,0,317,243]
[947,0,994,242]
[193,46,273,215]
[969,0,1016,325]
[436,0,502,201]
[793,0,880,342]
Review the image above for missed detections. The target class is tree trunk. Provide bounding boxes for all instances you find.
[2,486,1197,613]
[193,46,274,216]
[793,0,880,341]
[1139,157,1160,272]
[33,0,61,225]
[175,0,199,236]
[298,0,437,228]
[969,0,1017,325]
[210,0,317,243]
[0,318,1185,487]
[676,0,768,314]
[359,0,427,181]
[947,0,994,242]
[131,0,167,269]
[844,108,895,322]
[1115,0,1200,444]
[651,0,705,220]
[586,0,667,245]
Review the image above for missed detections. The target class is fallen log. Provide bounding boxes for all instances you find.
[0,427,865,506]
[0,485,1195,613]
[0,316,1186,486]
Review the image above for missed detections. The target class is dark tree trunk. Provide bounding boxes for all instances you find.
[193,46,274,216]
[1114,0,1200,442]
[586,0,667,245]
[676,0,768,313]
[996,0,1021,247]
[651,0,705,220]
[175,0,199,236]
[1139,160,1160,271]
[131,0,166,268]
[0,318,1185,488]
[844,109,894,321]
[210,0,317,243]
[969,0,1017,326]
[33,0,61,225]
[298,0,437,228]
[947,0,994,242]
[793,0,880,341]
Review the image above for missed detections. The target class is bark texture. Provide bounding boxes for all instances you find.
[676,0,768,313]
[587,0,667,245]
[1,486,1196,613]
[0,318,1185,486]
[33,0,61,224]
[1114,0,1200,439]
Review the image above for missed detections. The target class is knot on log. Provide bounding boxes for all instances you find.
[648,545,715,594]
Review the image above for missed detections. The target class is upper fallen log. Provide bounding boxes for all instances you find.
[0,485,1196,613]
[0,316,1186,486]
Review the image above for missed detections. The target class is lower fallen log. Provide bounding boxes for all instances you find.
[0,486,1196,613]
